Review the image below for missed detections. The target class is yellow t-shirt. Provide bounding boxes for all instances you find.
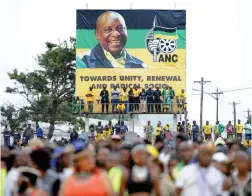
[120,92,128,102]
[204,125,212,134]
[86,90,94,102]
[133,89,140,97]
[103,130,112,139]
[178,92,186,100]
[156,126,162,136]
[117,104,126,112]
[244,140,252,148]
[235,124,243,134]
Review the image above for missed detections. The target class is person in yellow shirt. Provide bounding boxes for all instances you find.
[133,87,140,113]
[103,125,112,140]
[177,89,187,120]
[119,88,129,112]
[116,102,126,114]
[203,121,212,141]
[243,138,252,148]
[86,87,95,113]
[235,119,243,141]
[156,121,163,140]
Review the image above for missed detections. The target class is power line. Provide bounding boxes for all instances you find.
[188,86,252,96]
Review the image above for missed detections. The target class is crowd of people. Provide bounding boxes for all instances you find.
[74,86,186,114]
[1,127,251,196]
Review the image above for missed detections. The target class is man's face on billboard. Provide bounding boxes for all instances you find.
[95,11,127,58]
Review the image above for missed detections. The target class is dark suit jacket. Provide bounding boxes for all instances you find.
[82,44,147,68]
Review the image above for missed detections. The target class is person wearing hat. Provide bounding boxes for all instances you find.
[58,141,113,196]
[16,166,47,196]
[211,152,229,177]
[52,145,74,181]
[110,135,122,151]
[120,144,160,196]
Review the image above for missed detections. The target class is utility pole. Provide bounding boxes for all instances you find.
[244,109,252,123]
[194,77,211,134]
[211,88,223,122]
[229,102,240,137]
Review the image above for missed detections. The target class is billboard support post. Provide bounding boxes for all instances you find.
[84,114,89,132]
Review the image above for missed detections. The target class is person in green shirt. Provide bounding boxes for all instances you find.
[168,86,175,113]
[162,86,171,113]
[213,121,225,141]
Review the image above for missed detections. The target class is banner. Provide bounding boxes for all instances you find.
[76,10,186,112]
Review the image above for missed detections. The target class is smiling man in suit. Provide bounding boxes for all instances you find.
[81,11,147,68]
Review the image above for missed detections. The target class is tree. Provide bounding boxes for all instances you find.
[1,105,29,133]
[5,38,76,139]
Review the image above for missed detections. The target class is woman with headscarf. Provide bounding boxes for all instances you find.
[120,144,160,196]
[58,141,113,196]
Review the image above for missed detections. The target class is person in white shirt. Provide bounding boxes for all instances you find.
[5,149,31,196]
[175,142,224,196]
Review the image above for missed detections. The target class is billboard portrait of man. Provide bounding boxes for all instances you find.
[80,11,147,68]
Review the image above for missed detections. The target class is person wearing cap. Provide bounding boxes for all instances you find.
[212,152,229,177]
[58,141,113,196]
[110,135,122,151]
[144,121,154,143]
[120,144,160,196]
[16,167,47,196]
[52,145,74,181]
[203,121,212,141]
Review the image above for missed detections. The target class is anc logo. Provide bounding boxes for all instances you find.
[146,16,178,63]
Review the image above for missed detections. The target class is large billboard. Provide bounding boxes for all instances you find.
[76,10,186,113]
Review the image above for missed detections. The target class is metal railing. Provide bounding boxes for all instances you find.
[72,100,186,115]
